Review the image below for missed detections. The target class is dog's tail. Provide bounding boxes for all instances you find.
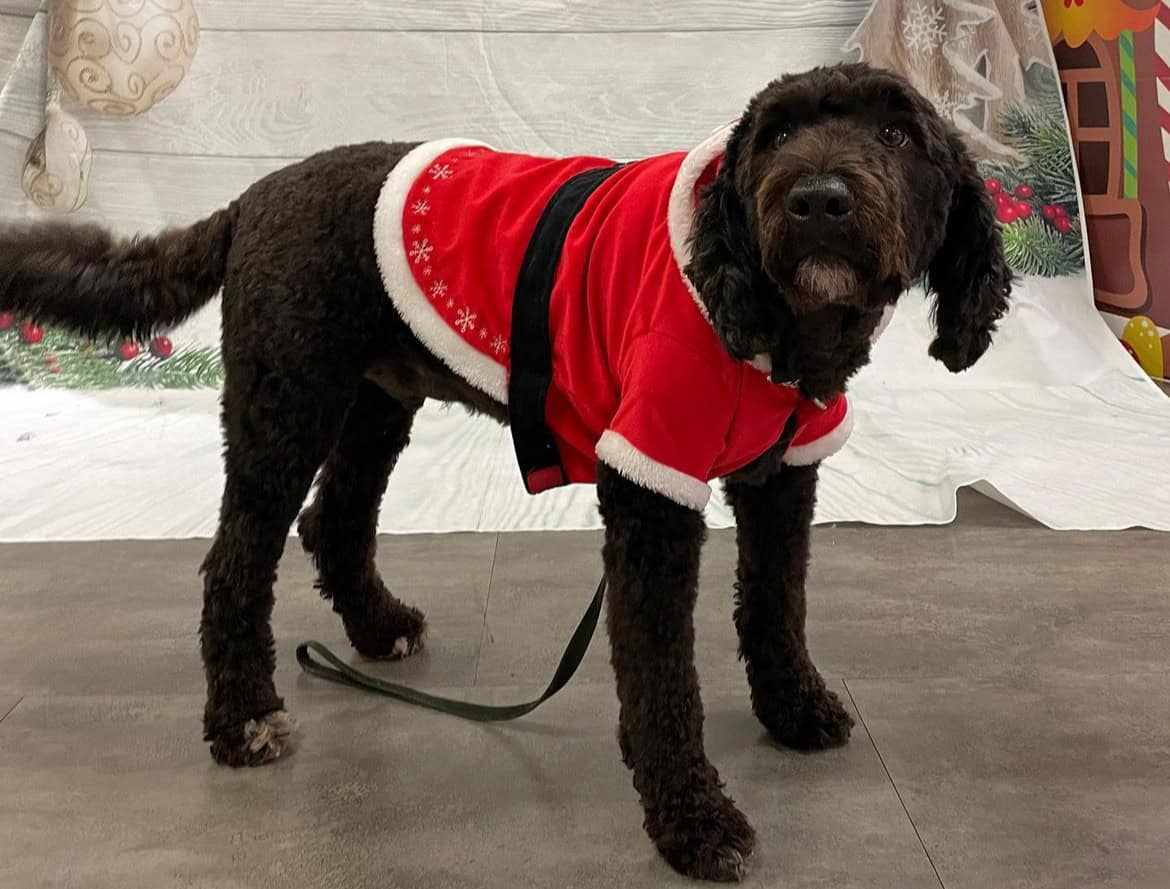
[0,204,237,341]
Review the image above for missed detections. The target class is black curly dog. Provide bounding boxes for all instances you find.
[0,64,1009,881]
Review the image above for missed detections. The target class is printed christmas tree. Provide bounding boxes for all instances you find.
[846,0,1085,277]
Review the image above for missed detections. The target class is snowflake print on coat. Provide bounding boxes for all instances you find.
[902,1,946,57]
[411,199,431,216]
[409,239,434,265]
[455,307,477,333]
[430,163,454,181]
[490,334,507,356]
[430,280,448,298]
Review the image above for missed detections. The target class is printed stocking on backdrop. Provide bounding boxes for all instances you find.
[1,0,1168,539]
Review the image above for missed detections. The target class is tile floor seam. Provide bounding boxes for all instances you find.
[473,533,500,686]
[841,678,946,889]
[0,696,24,726]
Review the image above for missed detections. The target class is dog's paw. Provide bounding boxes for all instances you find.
[648,786,756,882]
[342,598,428,661]
[208,710,295,768]
[760,684,854,751]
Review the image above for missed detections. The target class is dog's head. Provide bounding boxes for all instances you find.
[687,63,1011,385]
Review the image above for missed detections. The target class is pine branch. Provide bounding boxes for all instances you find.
[1001,216,1084,277]
[0,326,223,390]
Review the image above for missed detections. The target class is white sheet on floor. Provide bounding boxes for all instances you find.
[2,272,1168,540]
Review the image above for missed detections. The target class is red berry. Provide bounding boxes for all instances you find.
[117,341,140,361]
[1042,204,1059,220]
[984,177,1002,194]
[1054,217,1073,234]
[994,191,1013,208]
[1014,200,1033,219]
[149,336,173,359]
[1014,184,1034,198]
[1054,205,1068,218]
[0,312,15,331]
[49,365,61,374]
[19,323,44,345]
[996,204,1018,224]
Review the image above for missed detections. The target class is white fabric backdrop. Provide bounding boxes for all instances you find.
[1,2,1169,540]
[4,273,1168,540]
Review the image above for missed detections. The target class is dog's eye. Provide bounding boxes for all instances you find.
[774,129,791,148]
[879,124,909,148]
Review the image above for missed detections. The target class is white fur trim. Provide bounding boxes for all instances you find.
[748,353,772,375]
[596,430,711,511]
[666,123,737,320]
[873,304,896,341]
[782,401,855,466]
[373,139,505,403]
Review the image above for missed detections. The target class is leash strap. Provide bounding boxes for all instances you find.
[296,577,604,722]
[508,162,624,494]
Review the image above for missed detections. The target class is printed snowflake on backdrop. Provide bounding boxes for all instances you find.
[952,18,976,50]
[490,334,507,355]
[925,87,964,120]
[429,163,454,180]
[902,1,947,57]
[455,307,477,332]
[430,280,448,298]
[409,238,433,264]
[411,199,431,216]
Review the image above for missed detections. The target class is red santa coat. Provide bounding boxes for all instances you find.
[374,127,869,511]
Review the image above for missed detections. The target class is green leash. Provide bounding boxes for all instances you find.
[296,577,605,722]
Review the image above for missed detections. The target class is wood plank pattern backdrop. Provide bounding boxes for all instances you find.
[0,1,874,539]
[0,2,870,234]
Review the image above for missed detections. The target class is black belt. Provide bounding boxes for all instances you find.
[508,163,624,493]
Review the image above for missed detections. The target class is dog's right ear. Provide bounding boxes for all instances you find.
[685,121,776,361]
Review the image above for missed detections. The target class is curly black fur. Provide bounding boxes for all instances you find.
[0,64,1009,881]
[687,63,1012,401]
[599,464,756,880]
[725,465,854,750]
[0,210,235,342]
[926,134,1014,371]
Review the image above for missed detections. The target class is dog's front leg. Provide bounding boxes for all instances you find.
[597,464,755,882]
[724,464,853,750]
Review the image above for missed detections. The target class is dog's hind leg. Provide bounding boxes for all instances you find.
[724,464,854,750]
[200,365,355,768]
[598,464,756,882]
[297,380,427,660]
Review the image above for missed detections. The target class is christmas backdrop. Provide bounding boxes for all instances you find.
[1041,0,1170,380]
[1,0,1168,539]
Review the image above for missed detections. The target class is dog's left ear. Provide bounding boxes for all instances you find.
[925,135,1012,372]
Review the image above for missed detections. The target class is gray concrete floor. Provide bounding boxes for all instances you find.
[1,491,1168,889]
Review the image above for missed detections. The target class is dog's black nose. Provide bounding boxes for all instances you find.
[786,175,855,235]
